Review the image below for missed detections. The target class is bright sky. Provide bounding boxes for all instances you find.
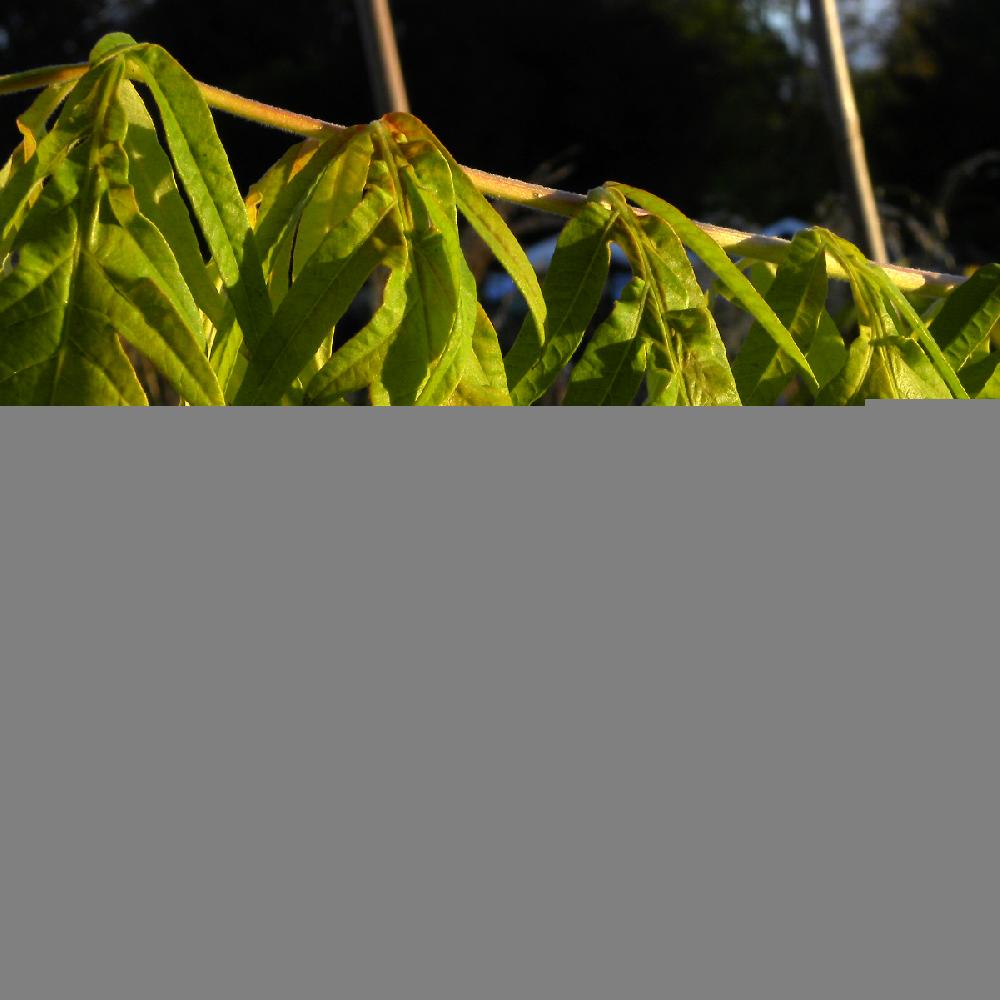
[765,0,898,67]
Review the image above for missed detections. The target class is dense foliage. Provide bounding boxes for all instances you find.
[1,35,998,405]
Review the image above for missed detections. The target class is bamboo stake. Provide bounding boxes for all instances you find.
[353,0,410,114]
[0,61,965,296]
[808,0,888,263]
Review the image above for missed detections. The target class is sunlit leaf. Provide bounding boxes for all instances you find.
[644,340,680,406]
[374,136,477,405]
[468,304,510,397]
[605,187,739,406]
[379,205,467,403]
[507,196,616,403]
[304,264,409,404]
[609,181,817,389]
[0,57,224,405]
[293,129,374,278]
[248,127,371,309]
[564,276,649,405]
[0,68,107,253]
[929,263,1000,372]
[89,32,139,65]
[732,229,843,404]
[0,62,144,403]
[956,351,1000,398]
[644,306,741,406]
[815,229,957,402]
[127,44,272,348]
[442,282,512,405]
[234,185,394,405]
[383,113,547,361]
[117,82,226,336]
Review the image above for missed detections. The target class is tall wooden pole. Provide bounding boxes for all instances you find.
[808,0,887,263]
[354,0,410,114]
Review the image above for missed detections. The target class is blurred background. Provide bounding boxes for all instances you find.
[3,1,997,265]
[3,0,996,266]
[1,0,997,399]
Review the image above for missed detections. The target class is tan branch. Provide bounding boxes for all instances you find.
[0,60,967,296]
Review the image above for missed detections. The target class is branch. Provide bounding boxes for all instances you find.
[0,61,966,296]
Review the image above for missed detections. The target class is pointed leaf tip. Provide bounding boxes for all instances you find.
[90,33,138,65]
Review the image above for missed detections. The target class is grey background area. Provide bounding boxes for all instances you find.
[0,407,997,1000]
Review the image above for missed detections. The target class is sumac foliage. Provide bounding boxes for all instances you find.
[0,34,996,405]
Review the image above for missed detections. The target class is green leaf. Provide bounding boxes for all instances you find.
[0,61,147,404]
[604,188,739,406]
[117,81,227,336]
[820,228,965,398]
[957,351,1000,398]
[631,214,704,311]
[246,139,316,229]
[468,304,510,396]
[644,340,680,406]
[98,189,223,404]
[563,277,650,405]
[293,129,374,279]
[442,290,512,405]
[208,294,246,403]
[642,305,741,406]
[815,229,961,401]
[806,310,849,392]
[0,246,146,404]
[304,264,409,404]
[379,222,465,405]
[0,68,108,251]
[816,289,950,404]
[444,379,511,406]
[126,44,272,348]
[382,113,547,362]
[375,137,477,405]
[248,127,371,305]
[929,263,1000,372]
[878,285,966,398]
[90,33,139,64]
[0,58,223,405]
[608,182,818,389]
[234,185,394,405]
[245,140,315,310]
[506,196,616,403]
[731,229,840,405]
[3,80,74,174]
[0,84,74,245]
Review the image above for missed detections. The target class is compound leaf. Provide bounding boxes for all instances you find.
[506,196,616,404]
[374,138,477,405]
[564,276,649,405]
[0,69,107,253]
[732,228,841,404]
[609,181,817,389]
[118,81,226,337]
[959,352,1000,398]
[606,188,739,406]
[644,305,741,406]
[929,263,1000,372]
[383,112,547,362]
[304,263,409,404]
[815,229,958,402]
[293,130,375,279]
[234,185,393,405]
[127,44,272,348]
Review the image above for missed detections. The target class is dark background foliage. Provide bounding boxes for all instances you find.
[1,0,996,266]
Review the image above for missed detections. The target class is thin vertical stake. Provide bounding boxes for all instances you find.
[808,0,887,263]
[354,0,410,115]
